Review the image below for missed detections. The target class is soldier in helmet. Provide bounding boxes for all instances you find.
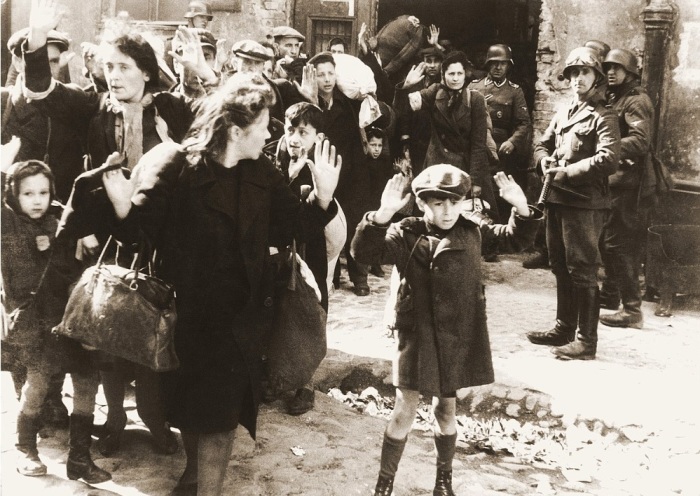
[525,47,621,361]
[598,48,655,329]
[469,44,532,220]
[184,0,214,30]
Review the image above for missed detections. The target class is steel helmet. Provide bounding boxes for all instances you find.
[603,48,640,77]
[562,47,605,81]
[184,1,213,20]
[485,44,514,67]
[584,40,611,58]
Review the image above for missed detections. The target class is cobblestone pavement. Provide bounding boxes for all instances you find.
[2,253,699,495]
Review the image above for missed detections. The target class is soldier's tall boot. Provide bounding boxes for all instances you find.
[527,275,577,346]
[553,286,598,360]
[600,253,643,329]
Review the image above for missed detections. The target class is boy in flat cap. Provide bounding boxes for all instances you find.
[351,165,541,496]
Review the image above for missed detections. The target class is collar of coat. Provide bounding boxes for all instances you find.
[606,80,642,102]
[398,215,477,254]
[558,91,607,129]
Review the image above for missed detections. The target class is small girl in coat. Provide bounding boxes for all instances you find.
[351,164,541,496]
[2,160,110,482]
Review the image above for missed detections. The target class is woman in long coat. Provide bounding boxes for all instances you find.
[23,4,215,455]
[397,51,498,220]
[101,73,341,496]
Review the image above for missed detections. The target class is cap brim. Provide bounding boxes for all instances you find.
[415,188,467,200]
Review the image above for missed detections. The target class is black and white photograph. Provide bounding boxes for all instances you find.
[1,0,699,494]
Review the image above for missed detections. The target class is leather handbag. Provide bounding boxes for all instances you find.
[266,240,327,393]
[54,237,179,372]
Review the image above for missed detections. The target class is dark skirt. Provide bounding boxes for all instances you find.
[163,331,257,436]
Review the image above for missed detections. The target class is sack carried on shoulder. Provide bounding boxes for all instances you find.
[266,240,327,393]
[55,237,179,372]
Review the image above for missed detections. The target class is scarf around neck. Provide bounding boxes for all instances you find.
[107,93,173,170]
[440,84,464,110]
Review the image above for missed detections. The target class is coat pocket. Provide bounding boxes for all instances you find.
[571,122,594,152]
[393,278,414,331]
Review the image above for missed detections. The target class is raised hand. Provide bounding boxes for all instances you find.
[101,152,135,220]
[308,136,341,209]
[288,146,310,182]
[295,64,318,105]
[170,27,218,84]
[428,24,440,46]
[403,63,426,88]
[215,39,229,73]
[358,22,369,55]
[1,136,22,173]
[494,171,529,216]
[374,173,412,224]
[28,0,62,50]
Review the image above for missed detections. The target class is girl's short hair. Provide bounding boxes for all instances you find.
[5,160,56,203]
[285,102,324,132]
[100,22,160,92]
[183,72,277,163]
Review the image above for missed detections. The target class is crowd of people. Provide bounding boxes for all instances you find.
[1,0,659,495]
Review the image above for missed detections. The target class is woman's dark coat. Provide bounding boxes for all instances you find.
[102,143,336,436]
[351,211,540,395]
[23,44,194,171]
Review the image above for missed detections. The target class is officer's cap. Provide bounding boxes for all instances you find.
[412,164,472,200]
[271,26,305,42]
[8,28,70,56]
[231,40,271,62]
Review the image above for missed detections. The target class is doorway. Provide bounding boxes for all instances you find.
[376,0,541,110]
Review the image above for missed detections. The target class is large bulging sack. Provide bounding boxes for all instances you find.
[374,15,424,76]
[333,53,377,100]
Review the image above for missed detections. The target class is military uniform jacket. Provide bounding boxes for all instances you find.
[350,211,540,395]
[534,93,621,209]
[606,81,655,194]
[469,77,531,154]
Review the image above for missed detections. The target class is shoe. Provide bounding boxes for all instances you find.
[483,252,499,263]
[373,475,394,496]
[95,410,127,457]
[171,480,197,496]
[370,265,386,278]
[16,414,47,477]
[526,328,574,346]
[599,297,620,311]
[433,469,456,496]
[551,341,596,360]
[354,283,370,296]
[287,388,315,416]
[600,310,643,329]
[152,425,179,455]
[522,251,549,269]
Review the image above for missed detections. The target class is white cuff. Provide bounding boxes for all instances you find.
[22,78,56,101]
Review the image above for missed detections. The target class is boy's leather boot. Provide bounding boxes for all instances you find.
[433,432,457,495]
[16,413,47,476]
[373,475,394,495]
[67,414,112,483]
